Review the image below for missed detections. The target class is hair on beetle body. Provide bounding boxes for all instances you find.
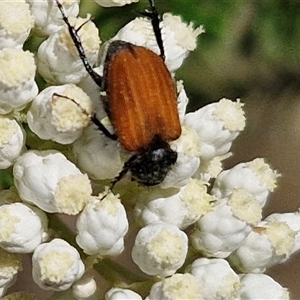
[55,0,181,188]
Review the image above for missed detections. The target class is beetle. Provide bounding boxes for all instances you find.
[55,0,181,187]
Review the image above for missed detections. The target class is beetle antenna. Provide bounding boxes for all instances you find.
[52,93,91,116]
[54,0,102,86]
[140,0,165,60]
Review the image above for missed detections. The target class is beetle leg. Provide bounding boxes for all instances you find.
[141,0,165,61]
[54,0,102,86]
[52,93,117,140]
[110,162,130,190]
[90,113,117,140]
[110,153,137,190]
[101,159,129,199]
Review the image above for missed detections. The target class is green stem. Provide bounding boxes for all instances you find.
[95,258,157,296]
[94,257,149,284]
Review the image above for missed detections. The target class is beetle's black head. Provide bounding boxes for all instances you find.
[112,135,177,187]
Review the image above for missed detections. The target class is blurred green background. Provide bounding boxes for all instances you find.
[22,0,300,111]
[80,0,300,110]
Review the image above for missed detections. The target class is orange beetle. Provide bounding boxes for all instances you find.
[55,0,181,186]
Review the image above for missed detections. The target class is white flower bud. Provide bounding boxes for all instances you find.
[0,117,25,169]
[95,0,139,7]
[76,191,128,255]
[161,126,201,189]
[28,0,79,36]
[13,150,92,215]
[197,153,231,182]
[0,0,34,49]
[211,158,279,207]
[239,274,290,300]
[110,18,149,51]
[113,14,204,72]
[37,16,100,84]
[0,48,38,114]
[191,189,262,258]
[32,238,85,291]
[176,80,189,123]
[0,202,48,253]
[187,258,240,300]
[159,13,204,71]
[228,217,297,273]
[265,211,300,256]
[27,84,92,144]
[184,98,245,161]
[73,124,123,180]
[146,273,203,300]
[135,179,213,229]
[105,287,142,300]
[72,274,97,300]
[132,222,188,277]
[0,247,21,297]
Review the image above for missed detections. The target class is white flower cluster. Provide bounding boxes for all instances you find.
[0,0,298,299]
